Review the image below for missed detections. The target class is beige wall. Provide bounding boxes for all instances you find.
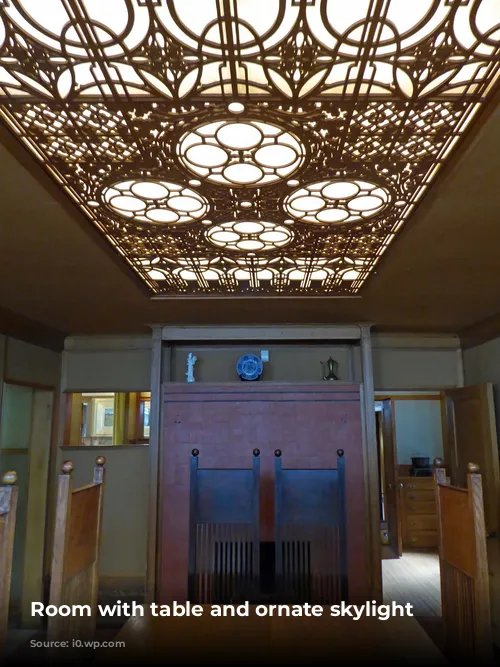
[65,335,151,391]
[464,336,500,436]
[64,332,461,390]
[1,335,61,387]
[372,335,460,390]
[57,446,148,584]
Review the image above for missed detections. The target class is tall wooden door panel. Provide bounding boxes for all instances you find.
[442,383,500,644]
[160,383,368,603]
[381,399,401,558]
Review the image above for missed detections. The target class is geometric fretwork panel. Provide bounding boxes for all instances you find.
[0,1,499,296]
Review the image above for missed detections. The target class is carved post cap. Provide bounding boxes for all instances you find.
[61,460,73,475]
[2,471,17,485]
[336,449,345,457]
[191,449,199,457]
[433,457,444,467]
[274,449,282,457]
[95,456,106,466]
[253,449,260,457]
[467,462,480,474]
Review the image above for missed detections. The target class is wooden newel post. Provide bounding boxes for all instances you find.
[48,461,74,641]
[93,456,106,484]
[433,457,446,485]
[466,462,493,664]
[0,471,18,646]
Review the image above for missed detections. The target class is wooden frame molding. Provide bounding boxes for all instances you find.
[146,326,162,603]
[159,324,364,342]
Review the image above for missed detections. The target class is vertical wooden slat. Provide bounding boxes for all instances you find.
[0,471,18,646]
[337,449,348,601]
[252,450,260,599]
[146,326,163,603]
[467,464,493,663]
[274,450,283,601]
[47,461,73,642]
[435,459,493,663]
[88,457,106,632]
[187,449,199,602]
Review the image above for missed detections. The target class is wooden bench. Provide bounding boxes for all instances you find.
[0,471,18,646]
[434,458,492,663]
[48,457,106,642]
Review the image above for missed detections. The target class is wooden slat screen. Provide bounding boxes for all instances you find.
[275,449,348,604]
[188,449,260,604]
[47,457,106,642]
[434,459,492,663]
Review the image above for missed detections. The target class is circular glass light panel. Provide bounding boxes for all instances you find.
[178,119,305,187]
[284,179,390,225]
[102,178,209,224]
[206,220,292,251]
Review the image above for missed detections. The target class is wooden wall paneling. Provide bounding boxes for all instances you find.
[0,472,18,646]
[160,383,369,604]
[146,326,162,604]
[21,389,54,627]
[48,457,105,642]
[360,325,382,601]
[434,460,492,663]
[47,462,72,641]
[456,348,465,387]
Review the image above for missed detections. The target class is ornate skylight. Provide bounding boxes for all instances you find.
[0,1,499,296]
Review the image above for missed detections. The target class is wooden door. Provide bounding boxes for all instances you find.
[381,400,402,557]
[442,384,500,643]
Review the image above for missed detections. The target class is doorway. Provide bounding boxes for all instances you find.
[375,399,400,560]
[0,381,54,627]
[377,395,444,618]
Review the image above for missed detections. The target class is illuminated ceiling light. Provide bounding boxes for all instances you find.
[339,259,368,281]
[1,1,500,297]
[171,257,223,284]
[148,269,167,281]
[228,102,245,114]
[102,179,209,225]
[177,119,305,187]
[284,180,390,225]
[206,221,292,252]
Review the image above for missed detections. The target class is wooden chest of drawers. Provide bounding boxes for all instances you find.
[399,477,438,549]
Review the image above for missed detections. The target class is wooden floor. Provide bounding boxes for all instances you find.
[382,550,441,617]
[99,605,445,665]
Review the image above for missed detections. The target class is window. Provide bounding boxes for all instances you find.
[63,392,150,446]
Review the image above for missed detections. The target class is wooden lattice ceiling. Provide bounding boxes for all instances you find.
[0,1,499,297]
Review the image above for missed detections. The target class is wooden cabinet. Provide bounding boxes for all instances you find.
[399,477,438,549]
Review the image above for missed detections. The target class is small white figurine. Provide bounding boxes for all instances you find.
[186,352,197,383]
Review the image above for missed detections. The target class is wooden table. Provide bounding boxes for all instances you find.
[99,605,447,664]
